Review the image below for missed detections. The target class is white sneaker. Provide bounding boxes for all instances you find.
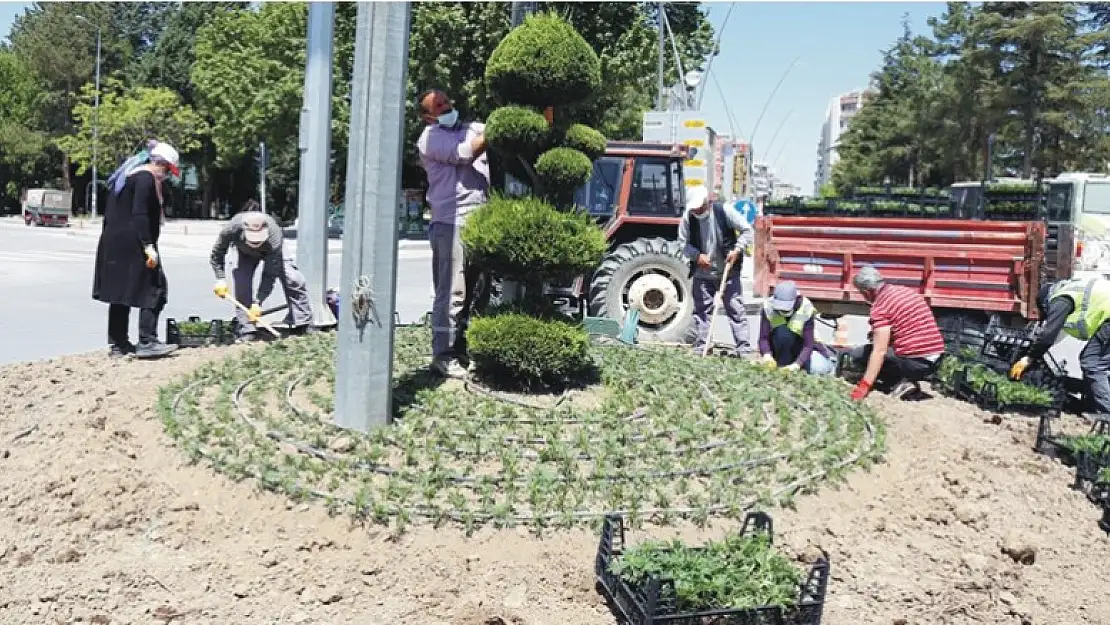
[431,357,467,378]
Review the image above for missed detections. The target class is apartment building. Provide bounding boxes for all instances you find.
[813,89,869,194]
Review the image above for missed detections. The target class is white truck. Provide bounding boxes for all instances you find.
[22,188,73,227]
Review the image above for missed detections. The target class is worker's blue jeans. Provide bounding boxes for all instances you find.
[1079,322,1110,416]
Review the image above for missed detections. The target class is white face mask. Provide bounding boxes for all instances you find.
[437,109,459,127]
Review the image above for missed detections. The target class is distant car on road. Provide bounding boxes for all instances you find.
[282,205,344,239]
[23,188,72,227]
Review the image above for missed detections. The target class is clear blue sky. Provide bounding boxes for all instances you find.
[1,1,946,192]
[700,1,946,192]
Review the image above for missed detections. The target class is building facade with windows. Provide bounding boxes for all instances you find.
[813,89,869,194]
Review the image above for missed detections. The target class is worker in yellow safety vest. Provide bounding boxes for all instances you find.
[757,281,836,375]
[1011,277,1110,415]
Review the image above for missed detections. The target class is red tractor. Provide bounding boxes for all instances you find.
[557,141,697,343]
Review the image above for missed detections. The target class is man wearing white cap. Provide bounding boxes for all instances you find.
[209,209,314,342]
[758,281,835,374]
[677,185,754,356]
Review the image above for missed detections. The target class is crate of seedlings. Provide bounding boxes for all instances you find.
[936,356,1060,415]
[1034,413,1110,464]
[1073,441,1110,503]
[595,512,829,625]
[166,317,231,348]
[1100,493,1110,535]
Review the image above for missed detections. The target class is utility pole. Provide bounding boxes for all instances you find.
[258,141,268,214]
[657,2,666,110]
[295,2,337,328]
[76,15,102,218]
[510,1,535,27]
[333,2,411,432]
[91,26,101,219]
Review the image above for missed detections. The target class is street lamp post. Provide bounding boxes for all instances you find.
[76,15,102,219]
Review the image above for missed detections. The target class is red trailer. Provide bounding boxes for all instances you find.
[753,215,1073,328]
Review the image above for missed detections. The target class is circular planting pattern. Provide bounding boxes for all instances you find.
[158,325,886,534]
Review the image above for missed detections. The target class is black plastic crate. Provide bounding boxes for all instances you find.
[595,512,829,625]
[166,317,233,348]
[1035,413,1110,464]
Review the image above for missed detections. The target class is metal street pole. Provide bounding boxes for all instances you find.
[259,141,267,214]
[762,108,793,166]
[91,26,101,219]
[295,2,337,328]
[656,2,666,110]
[334,2,411,431]
[510,1,535,27]
[749,55,801,148]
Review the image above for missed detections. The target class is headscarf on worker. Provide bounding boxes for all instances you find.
[105,139,181,198]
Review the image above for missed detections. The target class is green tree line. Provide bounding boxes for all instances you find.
[0,2,713,220]
[831,2,1110,193]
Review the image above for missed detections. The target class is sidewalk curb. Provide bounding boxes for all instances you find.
[0,219,431,250]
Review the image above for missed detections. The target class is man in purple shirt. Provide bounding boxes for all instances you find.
[416,89,490,377]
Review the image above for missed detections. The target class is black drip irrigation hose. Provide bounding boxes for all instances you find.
[171,376,880,524]
[284,373,776,460]
[165,360,881,525]
[237,372,834,484]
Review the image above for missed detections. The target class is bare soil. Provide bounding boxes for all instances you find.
[1,347,1108,625]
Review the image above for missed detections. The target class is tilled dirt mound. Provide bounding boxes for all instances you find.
[0,347,1107,625]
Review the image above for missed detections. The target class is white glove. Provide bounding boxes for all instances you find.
[143,245,158,268]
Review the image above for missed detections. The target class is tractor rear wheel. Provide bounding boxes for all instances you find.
[588,237,694,343]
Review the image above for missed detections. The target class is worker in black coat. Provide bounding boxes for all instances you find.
[92,141,181,359]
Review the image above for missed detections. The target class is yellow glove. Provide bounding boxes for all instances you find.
[247,303,263,323]
[760,354,778,369]
[745,243,754,257]
[1009,357,1031,381]
[783,363,801,372]
[213,280,229,299]
[143,245,158,269]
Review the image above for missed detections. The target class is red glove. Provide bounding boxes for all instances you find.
[850,380,872,402]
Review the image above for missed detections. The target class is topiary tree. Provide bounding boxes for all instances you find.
[462,12,610,389]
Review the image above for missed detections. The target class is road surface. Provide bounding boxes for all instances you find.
[0,219,1083,379]
[0,222,433,366]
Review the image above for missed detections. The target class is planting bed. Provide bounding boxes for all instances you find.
[157,325,885,533]
[4,340,1110,624]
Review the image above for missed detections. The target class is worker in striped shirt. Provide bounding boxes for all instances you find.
[846,265,946,401]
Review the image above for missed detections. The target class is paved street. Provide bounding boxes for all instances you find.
[0,219,1083,379]
[0,222,434,366]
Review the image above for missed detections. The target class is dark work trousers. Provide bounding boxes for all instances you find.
[692,273,751,355]
[108,302,164,347]
[771,325,804,367]
[848,344,937,390]
[1079,321,1110,415]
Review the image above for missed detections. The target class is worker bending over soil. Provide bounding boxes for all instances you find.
[758,281,835,374]
[209,210,314,342]
[1012,278,1110,415]
[846,265,946,401]
[677,185,753,357]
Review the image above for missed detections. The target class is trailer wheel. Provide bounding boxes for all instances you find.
[588,237,694,343]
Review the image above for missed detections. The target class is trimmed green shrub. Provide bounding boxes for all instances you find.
[485,12,602,108]
[534,147,593,193]
[486,105,551,157]
[466,312,594,389]
[462,194,608,284]
[562,123,606,160]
